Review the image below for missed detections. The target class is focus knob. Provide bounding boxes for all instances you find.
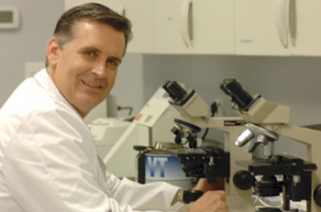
[233,170,255,190]
[314,185,321,207]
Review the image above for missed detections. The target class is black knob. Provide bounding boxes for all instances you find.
[188,135,197,148]
[314,185,321,207]
[175,134,182,145]
[233,170,255,190]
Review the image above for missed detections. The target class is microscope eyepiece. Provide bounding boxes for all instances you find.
[163,80,187,101]
[220,78,254,111]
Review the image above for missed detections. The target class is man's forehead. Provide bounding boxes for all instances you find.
[70,20,125,57]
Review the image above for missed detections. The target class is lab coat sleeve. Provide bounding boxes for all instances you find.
[2,107,179,212]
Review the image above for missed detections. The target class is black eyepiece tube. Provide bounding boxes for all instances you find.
[162,80,187,101]
[220,78,254,110]
[219,83,231,96]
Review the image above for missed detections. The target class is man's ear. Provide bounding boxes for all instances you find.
[47,37,61,68]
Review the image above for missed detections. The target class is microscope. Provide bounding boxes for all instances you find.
[220,78,320,212]
[162,81,255,212]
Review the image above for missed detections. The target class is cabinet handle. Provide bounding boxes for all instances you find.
[275,0,289,48]
[288,0,296,47]
[180,0,193,47]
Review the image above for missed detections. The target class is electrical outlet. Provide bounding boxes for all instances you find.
[214,99,224,117]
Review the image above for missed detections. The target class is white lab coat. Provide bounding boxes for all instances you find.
[0,69,182,212]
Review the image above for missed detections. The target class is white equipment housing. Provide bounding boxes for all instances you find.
[103,86,182,178]
[88,117,131,159]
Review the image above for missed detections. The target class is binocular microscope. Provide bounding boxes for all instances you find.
[162,79,321,212]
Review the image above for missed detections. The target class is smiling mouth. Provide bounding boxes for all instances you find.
[83,81,102,89]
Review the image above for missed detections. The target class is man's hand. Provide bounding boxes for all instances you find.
[187,190,228,212]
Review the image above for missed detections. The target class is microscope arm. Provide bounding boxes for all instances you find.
[262,124,318,157]
[178,115,244,129]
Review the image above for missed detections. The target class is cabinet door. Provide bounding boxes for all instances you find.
[123,0,154,53]
[154,0,234,54]
[64,0,118,11]
[235,0,290,56]
[104,0,124,13]
[290,0,321,56]
[65,0,89,10]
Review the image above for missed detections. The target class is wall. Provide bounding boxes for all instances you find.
[0,0,144,119]
[0,0,64,104]
[140,54,321,158]
[111,54,144,118]
[141,55,321,126]
[1,0,319,159]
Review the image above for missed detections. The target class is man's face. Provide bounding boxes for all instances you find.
[47,20,125,117]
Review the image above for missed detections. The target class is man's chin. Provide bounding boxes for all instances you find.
[71,99,102,117]
[82,99,103,111]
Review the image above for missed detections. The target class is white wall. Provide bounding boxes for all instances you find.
[0,0,64,104]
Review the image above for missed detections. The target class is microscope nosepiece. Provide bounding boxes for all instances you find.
[235,129,254,147]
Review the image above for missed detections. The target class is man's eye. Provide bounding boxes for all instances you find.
[107,59,117,66]
[86,51,94,57]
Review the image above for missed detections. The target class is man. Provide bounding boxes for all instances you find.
[0,3,228,212]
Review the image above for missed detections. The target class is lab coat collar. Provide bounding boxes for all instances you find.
[32,69,113,198]
[33,68,82,119]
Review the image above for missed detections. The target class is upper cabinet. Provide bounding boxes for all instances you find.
[104,0,125,12]
[122,0,154,53]
[235,0,290,56]
[153,0,234,54]
[64,0,153,54]
[290,0,321,56]
[235,0,321,56]
[64,0,321,56]
[64,0,117,11]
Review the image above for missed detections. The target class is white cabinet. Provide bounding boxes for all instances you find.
[290,0,321,56]
[64,0,117,11]
[235,0,290,56]
[65,0,321,56]
[154,0,234,54]
[64,0,82,10]
[122,0,154,53]
[64,0,153,54]
[104,0,124,12]
[235,0,321,56]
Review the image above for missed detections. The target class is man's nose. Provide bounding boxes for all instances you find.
[91,63,107,78]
